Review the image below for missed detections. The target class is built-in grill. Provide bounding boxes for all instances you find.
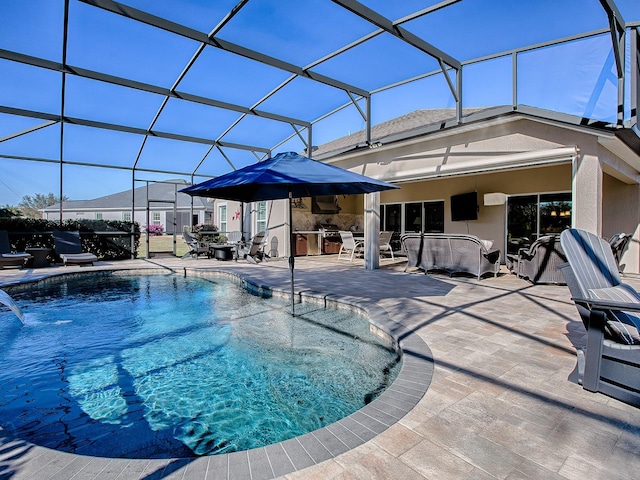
[317,223,342,254]
[317,223,340,238]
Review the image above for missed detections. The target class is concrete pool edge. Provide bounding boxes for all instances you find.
[0,265,434,479]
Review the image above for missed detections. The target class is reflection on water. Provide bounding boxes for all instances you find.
[0,274,400,458]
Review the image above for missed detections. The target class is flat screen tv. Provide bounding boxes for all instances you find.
[450,191,478,221]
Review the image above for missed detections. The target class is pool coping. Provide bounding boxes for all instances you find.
[0,265,434,479]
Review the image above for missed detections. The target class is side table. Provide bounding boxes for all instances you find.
[25,247,51,268]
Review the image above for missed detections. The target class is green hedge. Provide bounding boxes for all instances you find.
[0,218,141,261]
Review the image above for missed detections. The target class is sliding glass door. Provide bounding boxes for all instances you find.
[506,192,571,255]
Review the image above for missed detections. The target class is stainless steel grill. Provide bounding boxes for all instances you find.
[317,223,341,239]
[317,223,342,254]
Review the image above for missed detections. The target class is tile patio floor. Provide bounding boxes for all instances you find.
[0,254,639,479]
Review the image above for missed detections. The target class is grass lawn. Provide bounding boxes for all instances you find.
[138,235,190,258]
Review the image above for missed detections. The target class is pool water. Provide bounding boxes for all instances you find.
[0,273,400,458]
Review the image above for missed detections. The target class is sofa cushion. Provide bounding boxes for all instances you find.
[479,239,494,251]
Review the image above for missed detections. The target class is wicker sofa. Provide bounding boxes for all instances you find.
[401,233,500,280]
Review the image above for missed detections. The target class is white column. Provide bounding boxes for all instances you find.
[364,192,380,270]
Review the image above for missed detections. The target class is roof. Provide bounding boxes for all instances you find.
[42,180,210,212]
[313,108,489,158]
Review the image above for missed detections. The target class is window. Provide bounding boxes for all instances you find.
[405,203,422,233]
[218,204,227,233]
[382,201,444,233]
[256,201,267,233]
[152,212,161,225]
[506,192,571,255]
[424,201,445,232]
[95,212,103,220]
[381,204,401,233]
[382,201,444,251]
[123,212,131,221]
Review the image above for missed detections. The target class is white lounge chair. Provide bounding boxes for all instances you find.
[338,231,364,261]
[379,230,394,260]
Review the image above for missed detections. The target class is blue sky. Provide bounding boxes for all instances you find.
[1,0,639,205]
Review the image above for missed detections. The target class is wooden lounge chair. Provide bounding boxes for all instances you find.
[0,230,31,269]
[240,231,266,264]
[559,228,640,406]
[182,230,210,259]
[53,230,98,266]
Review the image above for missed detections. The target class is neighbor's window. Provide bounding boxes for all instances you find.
[218,204,227,233]
[95,212,103,220]
[256,201,267,233]
[152,212,161,225]
[123,212,131,222]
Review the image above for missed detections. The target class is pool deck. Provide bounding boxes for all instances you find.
[1,255,639,479]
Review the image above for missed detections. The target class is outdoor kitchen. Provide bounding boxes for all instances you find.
[291,195,364,256]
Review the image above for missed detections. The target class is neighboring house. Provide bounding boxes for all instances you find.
[42,180,213,234]
[216,106,640,273]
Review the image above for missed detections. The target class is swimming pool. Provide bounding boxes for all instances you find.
[0,272,401,459]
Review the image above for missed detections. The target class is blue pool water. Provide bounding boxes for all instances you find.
[0,273,400,458]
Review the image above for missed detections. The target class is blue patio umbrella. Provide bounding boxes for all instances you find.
[181,151,399,315]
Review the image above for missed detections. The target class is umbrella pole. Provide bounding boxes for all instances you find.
[288,190,295,316]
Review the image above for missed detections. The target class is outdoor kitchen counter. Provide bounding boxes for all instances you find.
[292,231,322,256]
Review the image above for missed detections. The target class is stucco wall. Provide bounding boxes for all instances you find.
[603,173,640,273]
[380,164,572,260]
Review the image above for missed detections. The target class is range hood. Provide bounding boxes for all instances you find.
[312,195,341,214]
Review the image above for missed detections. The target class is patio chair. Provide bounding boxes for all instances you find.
[259,230,270,261]
[608,232,630,272]
[182,230,210,259]
[241,231,266,264]
[338,231,364,261]
[0,230,32,269]
[512,235,566,284]
[226,231,244,260]
[559,228,640,406]
[379,231,394,260]
[53,230,98,266]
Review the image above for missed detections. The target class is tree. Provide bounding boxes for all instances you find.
[18,193,69,219]
[0,205,21,218]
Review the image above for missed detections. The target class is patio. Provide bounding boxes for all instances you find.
[0,256,639,479]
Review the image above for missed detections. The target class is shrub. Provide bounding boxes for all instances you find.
[0,218,141,260]
[146,224,164,236]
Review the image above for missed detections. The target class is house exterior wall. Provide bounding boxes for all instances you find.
[379,163,572,261]
[210,115,640,272]
[328,116,640,273]
[42,208,209,234]
[603,173,640,273]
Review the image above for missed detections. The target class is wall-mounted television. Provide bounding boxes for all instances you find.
[450,191,478,221]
